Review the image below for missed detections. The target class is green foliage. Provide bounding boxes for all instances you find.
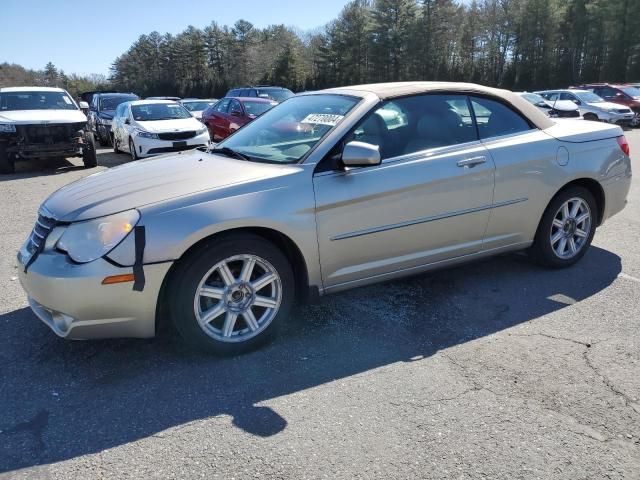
[5,0,640,98]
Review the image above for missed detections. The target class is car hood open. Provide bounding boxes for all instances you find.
[42,149,301,222]
[0,109,87,125]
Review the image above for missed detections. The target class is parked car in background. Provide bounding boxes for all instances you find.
[577,83,640,126]
[111,100,209,159]
[202,96,277,141]
[17,82,631,355]
[146,96,181,101]
[180,98,217,121]
[516,92,581,119]
[536,89,635,127]
[80,90,118,106]
[87,92,139,146]
[226,85,294,103]
[0,87,96,173]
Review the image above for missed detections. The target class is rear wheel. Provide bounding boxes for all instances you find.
[82,132,97,168]
[530,186,597,268]
[169,234,294,355]
[0,143,15,174]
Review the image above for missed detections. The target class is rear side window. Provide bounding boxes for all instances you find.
[214,99,231,113]
[470,96,532,139]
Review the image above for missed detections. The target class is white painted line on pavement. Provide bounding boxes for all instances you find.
[618,272,640,283]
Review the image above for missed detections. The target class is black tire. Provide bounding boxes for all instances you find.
[169,234,295,355]
[82,132,98,168]
[112,134,122,154]
[583,113,599,122]
[129,138,139,160]
[530,186,597,268]
[0,143,14,174]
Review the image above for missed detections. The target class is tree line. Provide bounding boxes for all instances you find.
[2,0,639,99]
[0,62,109,99]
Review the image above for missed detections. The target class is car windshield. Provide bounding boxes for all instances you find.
[574,91,604,103]
[621,86,640,98]
[131,103,192,121]
[182,101,214,111]
[243,101,277,116]
[100,96,137,111]
[256,88,294,102]
[0,91,77,111]
[214,94,360,163]
[521,93,547,106]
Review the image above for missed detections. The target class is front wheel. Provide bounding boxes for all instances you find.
[82,132,98,168]
[169,235,294,355]
[129,138,139,160]
[583,113,599,122]
[0,143,14,174]
[530,186,597,268]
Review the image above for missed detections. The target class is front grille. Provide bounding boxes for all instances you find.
[16,122,85,145]
[147,144,206,155]
[27,214,56,254]
[157,131,196,141]
[556,110,580,118]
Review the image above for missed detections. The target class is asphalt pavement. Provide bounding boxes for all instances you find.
[1,132,639,479]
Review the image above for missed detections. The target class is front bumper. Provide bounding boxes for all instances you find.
[134,131,210,158]
[17,247,172,339]
[599,111,635,127]
[97,123,112,138]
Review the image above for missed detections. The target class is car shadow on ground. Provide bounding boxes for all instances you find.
[0,149,130,180]
[0,246,621,472]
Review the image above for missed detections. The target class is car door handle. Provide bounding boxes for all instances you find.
[457,156,487,168]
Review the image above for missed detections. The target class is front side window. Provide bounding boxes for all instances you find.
[131,103,192,121]
[0,91,77,111]
[216,94,359,163]
[348,94,477,159]
[470,96,532,139]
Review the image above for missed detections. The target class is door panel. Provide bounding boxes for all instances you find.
[314,141,495,288]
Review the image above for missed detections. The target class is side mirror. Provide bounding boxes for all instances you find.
[124,118,130,125]
[341,141,381,168]
[78,101,89,111]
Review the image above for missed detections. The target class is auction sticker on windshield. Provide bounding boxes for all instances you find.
[301,113,344,126]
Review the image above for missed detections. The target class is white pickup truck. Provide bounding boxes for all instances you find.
[0,86,97,173]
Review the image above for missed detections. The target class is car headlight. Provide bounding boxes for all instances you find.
[0,123,16,133]
[197,126,208,135]
[57,210,140,263]
[135,129,158,139]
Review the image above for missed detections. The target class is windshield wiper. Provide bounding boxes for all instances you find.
[209,146,251,161]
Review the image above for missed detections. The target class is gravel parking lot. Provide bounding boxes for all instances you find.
[1,133,639,479]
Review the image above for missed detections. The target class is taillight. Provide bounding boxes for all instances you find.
[617,136,630,157]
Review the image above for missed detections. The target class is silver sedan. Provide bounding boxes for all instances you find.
[17,82,632,355]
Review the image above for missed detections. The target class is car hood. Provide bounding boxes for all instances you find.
[587,101,630,111]
[98,110,115,119]
[136,117,202,133]
[543,100,578,111]
[42,149,301,222]
[0,109,87,125]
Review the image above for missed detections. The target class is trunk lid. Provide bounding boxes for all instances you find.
[544,119,623,143]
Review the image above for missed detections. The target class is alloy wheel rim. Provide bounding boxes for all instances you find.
[193,254,282,343]
[550,197,591,259]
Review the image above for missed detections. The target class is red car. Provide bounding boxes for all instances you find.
[202,97,277,141]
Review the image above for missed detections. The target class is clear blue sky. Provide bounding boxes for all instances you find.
[0,0,351,77]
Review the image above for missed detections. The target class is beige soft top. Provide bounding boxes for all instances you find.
[317,81,555,130]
